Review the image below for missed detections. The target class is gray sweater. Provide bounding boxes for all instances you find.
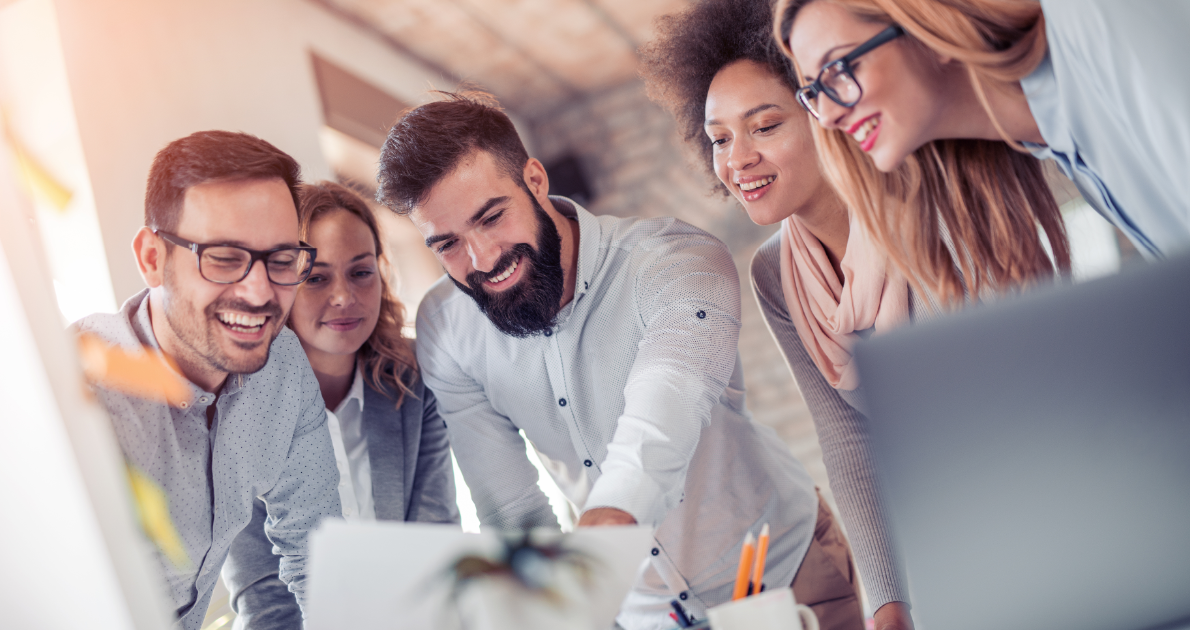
[221,368,459,630]
[750,232,927,612]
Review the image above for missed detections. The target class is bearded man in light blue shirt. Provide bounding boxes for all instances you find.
[75,131,341,630]
[376,92,861,630]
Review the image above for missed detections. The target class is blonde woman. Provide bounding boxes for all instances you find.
[774,0,1094,306]
[223,182,458,630]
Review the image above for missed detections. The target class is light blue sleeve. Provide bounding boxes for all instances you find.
[1039,0,1190,253]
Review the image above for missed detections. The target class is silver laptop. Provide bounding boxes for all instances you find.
[855,254,1190,630]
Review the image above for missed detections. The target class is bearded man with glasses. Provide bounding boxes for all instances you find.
[74,130,341,630]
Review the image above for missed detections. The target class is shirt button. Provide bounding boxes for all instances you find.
[558,398,567,407]
[544,329,552,337]
[179,401,189,409]
[696,310,707,319]
[651,548,659,556]
[584,459,592,467]
[679,592,688,601]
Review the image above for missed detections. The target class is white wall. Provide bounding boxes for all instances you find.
[51,0,459,304]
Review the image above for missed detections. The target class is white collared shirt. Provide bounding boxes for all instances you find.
[416,197,817,628]
[324,365,375,520]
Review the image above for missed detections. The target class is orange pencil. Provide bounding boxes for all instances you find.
[750,523,770,596]
[731,531,756,601]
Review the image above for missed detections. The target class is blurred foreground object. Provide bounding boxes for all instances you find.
[857,254,1190,630]
[306,521,653,630]
[0,96,172,629]
[78,331,190,406]
[126,463,191,570]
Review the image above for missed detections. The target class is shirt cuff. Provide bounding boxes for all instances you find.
[583,464,672,527]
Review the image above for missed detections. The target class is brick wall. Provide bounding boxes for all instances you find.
[530,80,833,502]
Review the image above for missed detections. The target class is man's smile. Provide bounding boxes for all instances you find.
[484,255,524,290]
[216,311,270,340]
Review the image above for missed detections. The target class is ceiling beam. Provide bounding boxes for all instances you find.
[305,0,463,86]
[578,0,639,52]
[448,0,584,99]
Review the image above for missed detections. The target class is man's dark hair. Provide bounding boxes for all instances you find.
[376,91,530,215]
[144,130,302,232]
[638,0,797,196]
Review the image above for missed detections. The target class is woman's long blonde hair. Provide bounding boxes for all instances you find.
[296,181,418,406]
[774,0,1070,305]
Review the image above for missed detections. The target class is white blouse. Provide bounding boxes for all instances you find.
[324,365,375,520]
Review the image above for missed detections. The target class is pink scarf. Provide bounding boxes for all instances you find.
[778,215,910,391]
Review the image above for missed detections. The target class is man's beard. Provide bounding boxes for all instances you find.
[452,195,565,338]
[162,260,284,376]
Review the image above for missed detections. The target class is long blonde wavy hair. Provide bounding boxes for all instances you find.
[774,0,1070,306]
[295,181,418,406]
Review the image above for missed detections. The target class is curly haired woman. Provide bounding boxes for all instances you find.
[641,1,920,628]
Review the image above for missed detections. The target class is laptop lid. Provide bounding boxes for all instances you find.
[856,255,1190,630]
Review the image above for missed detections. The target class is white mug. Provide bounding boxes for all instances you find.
[705,588,819,630]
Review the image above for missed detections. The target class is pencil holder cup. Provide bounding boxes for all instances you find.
[705,588,818,630]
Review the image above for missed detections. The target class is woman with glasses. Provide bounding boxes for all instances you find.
[774,0,1082,307]
[641,1,921,628]
[222,182,458,630]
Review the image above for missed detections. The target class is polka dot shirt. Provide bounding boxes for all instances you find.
[75,290,341,630]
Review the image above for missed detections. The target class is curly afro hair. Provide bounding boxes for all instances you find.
[639,0,798,195]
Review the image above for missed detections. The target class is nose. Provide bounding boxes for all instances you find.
[328,273,356,308]
[236,259,275,305]
[466,235,501,274]
[816,97,851,130]
[726,134,760,172]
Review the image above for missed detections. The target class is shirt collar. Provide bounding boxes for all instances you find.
[548,195,602,303]
[333,362,367,417]
[1019,49,1068,158]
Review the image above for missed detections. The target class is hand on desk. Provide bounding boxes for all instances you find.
[577,507,637,527]
[873,601,914,630]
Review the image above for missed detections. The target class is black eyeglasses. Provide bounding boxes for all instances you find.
[154,230,317,286]
[796,24,905,120]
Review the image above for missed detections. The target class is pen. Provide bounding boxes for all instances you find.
[750,523,770,597]
[670,600,691,628]
[731,531,756,600]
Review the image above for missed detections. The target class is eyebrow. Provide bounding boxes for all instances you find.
[423,196,511,248]
[704,103,783,128]
[311,252,375,267]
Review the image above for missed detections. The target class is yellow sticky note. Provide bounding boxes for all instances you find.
[126,464,190,570]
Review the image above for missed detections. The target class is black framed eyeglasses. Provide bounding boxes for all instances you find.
[154,230,317,286]
[796,24,905,120]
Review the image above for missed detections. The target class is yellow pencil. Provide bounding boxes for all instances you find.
[750,523,770,596]
[731,531,756,601]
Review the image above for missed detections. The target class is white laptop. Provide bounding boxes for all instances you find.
[306,521,654,630]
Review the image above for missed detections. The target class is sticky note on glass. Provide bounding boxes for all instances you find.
[77,332,190,406]
[127,463,190,570]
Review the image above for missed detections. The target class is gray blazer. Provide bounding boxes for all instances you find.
[222,368,459,630]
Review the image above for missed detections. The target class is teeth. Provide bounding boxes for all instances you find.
[218,312,267,329]
[852,116,879,143]
[739,176,775,191]
[487,258,518,284]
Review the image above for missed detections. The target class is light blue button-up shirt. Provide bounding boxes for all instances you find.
[1022,0,1190,258]
[76,289,341,630]
[416,198,817,630]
